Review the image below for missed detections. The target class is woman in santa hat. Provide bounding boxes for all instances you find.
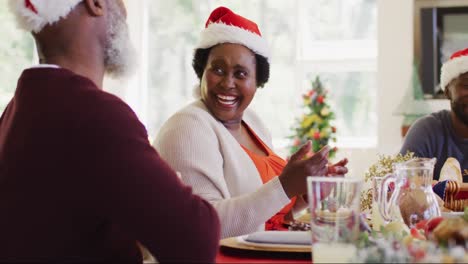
[154,6,348,239]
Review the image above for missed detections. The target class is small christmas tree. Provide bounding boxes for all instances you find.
[289,76,337,159]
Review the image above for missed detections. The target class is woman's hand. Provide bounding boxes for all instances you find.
[327,158,349,176]
[299,158,350,203]
[279,142,330,199]
[317,159,349,200]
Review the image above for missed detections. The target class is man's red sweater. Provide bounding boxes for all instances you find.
[0,68,220,263]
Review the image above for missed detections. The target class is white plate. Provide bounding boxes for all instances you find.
[220,236,311,253]
[238,235,310,250]
[441,211,464,218]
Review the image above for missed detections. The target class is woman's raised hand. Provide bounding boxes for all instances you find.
[279,142,330,199]
[328,158,349,175]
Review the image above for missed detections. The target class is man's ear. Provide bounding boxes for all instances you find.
[83,0,105,17]
[444,83,452,100]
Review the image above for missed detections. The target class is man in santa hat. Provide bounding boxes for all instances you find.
[400,48,468,182]
[0,0,219,262]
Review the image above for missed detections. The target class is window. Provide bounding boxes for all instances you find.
[296,0,378,148]
[1,0,377,150]
[122,0,378,148]
[0,1,35,112]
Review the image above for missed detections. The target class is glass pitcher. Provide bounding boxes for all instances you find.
[378,158,441,228]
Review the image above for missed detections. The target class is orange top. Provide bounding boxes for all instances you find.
[241,123,296,230]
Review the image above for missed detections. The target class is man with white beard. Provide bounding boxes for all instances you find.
[0,0,220,263]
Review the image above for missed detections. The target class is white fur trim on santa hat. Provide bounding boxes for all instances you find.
[196,22,270,61]
[9,0,83,33]
[440,55,468,90]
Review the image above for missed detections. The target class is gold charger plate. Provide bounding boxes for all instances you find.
[295,213,311,224]
[220,235,311,253]
[293,212,351,224]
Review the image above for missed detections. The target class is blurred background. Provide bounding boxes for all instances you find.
[1,0,458,177]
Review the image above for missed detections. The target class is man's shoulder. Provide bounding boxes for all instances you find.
[403,110,450,148]
[41,70,144,134]
[413,110,450,130]
[428,109,451,123]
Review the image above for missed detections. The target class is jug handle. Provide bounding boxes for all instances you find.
[378,173,396,223]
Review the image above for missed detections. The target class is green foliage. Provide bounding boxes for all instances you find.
[289,76,337,159]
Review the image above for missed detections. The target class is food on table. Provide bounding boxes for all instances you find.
[440,157,463,183]
[443,181,468,212]
[410,227,426,240]
[435,194,453,213]
[295,212,310,224]
[316,207,352,222]
[432,217,468,246]
[287,220,311,231]
[424,216,444,235]
[398,188,431,227]
[383,220,410,234]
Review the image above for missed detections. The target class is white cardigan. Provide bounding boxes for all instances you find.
[154,100,304,238]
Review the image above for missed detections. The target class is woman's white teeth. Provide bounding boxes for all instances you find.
[217,95,237,105]
[217,95,236,100]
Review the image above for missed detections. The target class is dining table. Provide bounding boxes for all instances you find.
[215,229,312,264]
[216,247,311,263]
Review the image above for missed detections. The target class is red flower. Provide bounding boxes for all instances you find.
[317,95,324,104]
[331,126,336,133]
[333,147,338,152]
[313,132,321,140]
[307,90,315,97]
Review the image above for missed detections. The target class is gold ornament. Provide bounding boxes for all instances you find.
[360,151,416,212]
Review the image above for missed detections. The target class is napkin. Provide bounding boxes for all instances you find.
[433,180,448,199]
[245,231,311,245]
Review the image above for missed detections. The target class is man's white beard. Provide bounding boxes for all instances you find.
[104,6,137,79]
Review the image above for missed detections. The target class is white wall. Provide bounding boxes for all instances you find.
[377,0,414,155]
[323,0,415,179]
[341,0,452,179]
[377,0,450,156]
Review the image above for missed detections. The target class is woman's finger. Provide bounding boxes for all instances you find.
[289,141,311,162]
[331,158,348,167]
[328,166,348,175]
[314,145,330,160]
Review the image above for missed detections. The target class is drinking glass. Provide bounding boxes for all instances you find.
[371,176,386,230]
[307,176,363,263]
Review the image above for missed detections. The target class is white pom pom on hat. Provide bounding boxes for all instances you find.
[440,48,468,91]
[9,0,83,33]
[195,6,270,61]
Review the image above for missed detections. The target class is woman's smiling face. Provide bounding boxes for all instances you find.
[200,43,258,125]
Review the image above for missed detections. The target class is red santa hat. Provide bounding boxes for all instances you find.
[195,6,270,61]
[440,48,468,90]
[9,0,83,33]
